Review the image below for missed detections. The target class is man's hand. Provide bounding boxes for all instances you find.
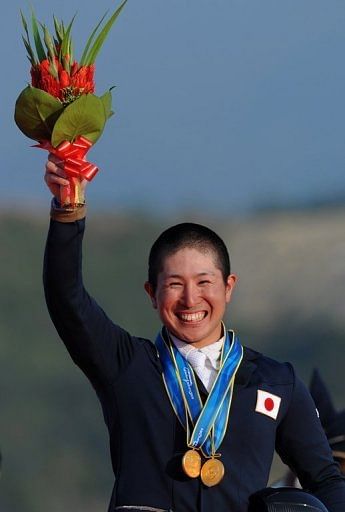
[44,153,87,202]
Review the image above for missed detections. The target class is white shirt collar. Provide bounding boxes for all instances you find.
[169,333,225,370]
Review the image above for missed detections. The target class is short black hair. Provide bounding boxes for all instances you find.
[148,222,231,291]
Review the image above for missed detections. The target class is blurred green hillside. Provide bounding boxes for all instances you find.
[1,206,345,512]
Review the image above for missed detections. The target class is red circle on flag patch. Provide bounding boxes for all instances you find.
[264,398,274,411]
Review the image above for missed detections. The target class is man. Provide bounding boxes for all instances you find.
[43,157,345,512]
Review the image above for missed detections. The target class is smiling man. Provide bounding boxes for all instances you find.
[144,233,236,348]
[43,157,345,512]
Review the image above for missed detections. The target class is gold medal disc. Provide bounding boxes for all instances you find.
[200,458,225,487]
[182,449,202,478]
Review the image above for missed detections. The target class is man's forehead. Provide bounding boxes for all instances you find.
[163,245,216,259]
[159,248,220,276]
[163,246,216,261]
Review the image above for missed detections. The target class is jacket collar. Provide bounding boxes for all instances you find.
[235,346,261,387]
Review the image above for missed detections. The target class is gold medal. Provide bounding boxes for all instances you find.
[200,458,225,487]
[182,449,202,478]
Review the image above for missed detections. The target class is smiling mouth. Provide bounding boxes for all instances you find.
[178,312,206,322]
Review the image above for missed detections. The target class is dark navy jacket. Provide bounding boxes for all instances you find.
[43,218,345,512]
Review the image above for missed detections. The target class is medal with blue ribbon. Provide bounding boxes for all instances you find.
[155,326,243,486]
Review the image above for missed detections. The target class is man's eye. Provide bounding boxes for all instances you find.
[169,282,182,287]
[199,280,211,285]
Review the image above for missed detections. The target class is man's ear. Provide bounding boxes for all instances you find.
[144,281,157,308]
[225,274,237,303]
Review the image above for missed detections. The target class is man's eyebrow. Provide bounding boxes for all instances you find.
[164,271,216,279]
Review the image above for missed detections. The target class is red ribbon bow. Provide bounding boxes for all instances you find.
[35,135,99,206]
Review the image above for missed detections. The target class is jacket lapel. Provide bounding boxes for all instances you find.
[235,346,260,387]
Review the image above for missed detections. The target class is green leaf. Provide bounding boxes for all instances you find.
[79,11,108,67]
[43,25,57,61]
[53,15,64,43]
[14,86,63,142]
[20,10,29,34]
[49,60,58,79]
[51,94,107,147]
[70,39,74,65]
[22,35,36,66]
[100,89,114,119]
[60,14,76,58]
[21,10,37,65]
[31,10,46,62]
[82,0,127,65]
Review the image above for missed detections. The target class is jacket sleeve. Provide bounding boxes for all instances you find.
[43,217,136,392]
[276,366,345,511]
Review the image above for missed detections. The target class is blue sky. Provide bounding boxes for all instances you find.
[2,0,345,214]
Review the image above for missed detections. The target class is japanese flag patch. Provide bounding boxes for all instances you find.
[255,390,281,420]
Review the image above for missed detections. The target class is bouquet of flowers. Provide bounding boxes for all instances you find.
[14,1,127,206]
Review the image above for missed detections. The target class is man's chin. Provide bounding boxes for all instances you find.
[169,326,211,346]
[171,322,201,336]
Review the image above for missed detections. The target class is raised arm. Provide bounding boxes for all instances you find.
[43,156,136,392]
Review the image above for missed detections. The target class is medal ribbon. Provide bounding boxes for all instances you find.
[155,328,243,457]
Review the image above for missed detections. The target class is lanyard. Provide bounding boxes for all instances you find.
[155,328,243,457]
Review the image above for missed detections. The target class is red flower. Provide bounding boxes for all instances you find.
[71,64,95,95]
[30,58,95,104]
[59,69,70,89]
[31,59,60,98]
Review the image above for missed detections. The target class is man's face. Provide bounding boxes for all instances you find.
[145,247,236,348]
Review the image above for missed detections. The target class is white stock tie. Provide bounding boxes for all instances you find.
[170,333,224,392]
[186,349,208,386]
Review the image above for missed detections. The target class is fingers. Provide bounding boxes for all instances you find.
[47,153,63,165]
[44,152,88,200]
[45,154,70,187]
[44,172,69,187]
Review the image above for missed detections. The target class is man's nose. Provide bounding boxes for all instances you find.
[181,283,199,308]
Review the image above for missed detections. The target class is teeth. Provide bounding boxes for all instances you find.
[180,312,204,322]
